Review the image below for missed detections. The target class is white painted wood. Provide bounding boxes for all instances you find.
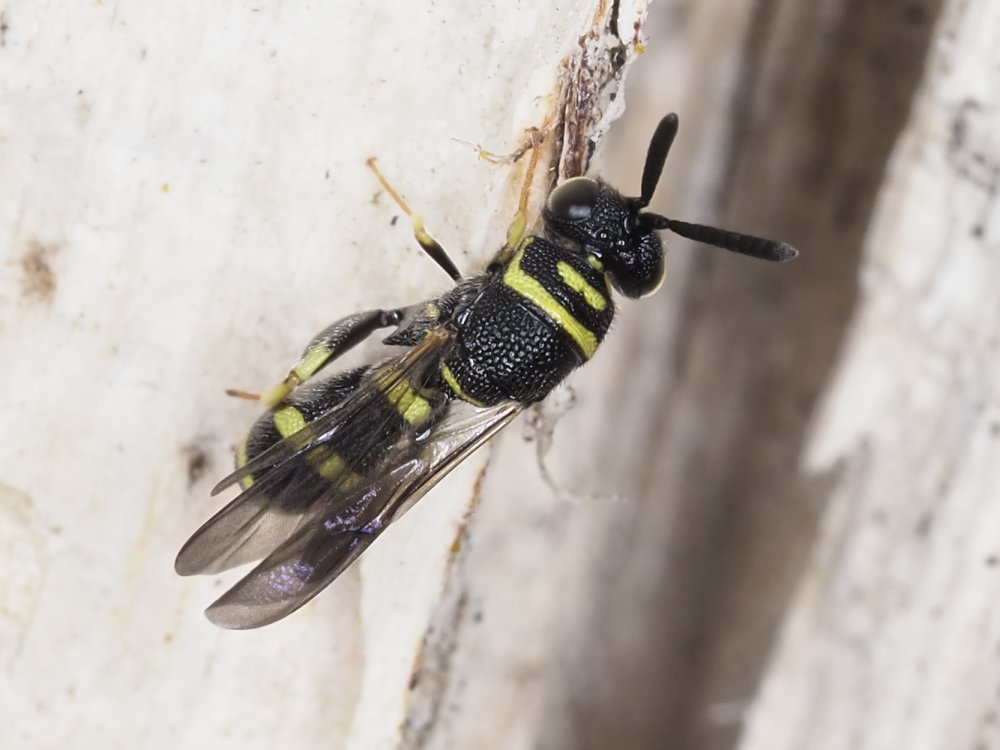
[0,1,654,748]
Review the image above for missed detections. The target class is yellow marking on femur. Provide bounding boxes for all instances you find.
[411,214,437,248]
[502,245,598,358]
[506,211,527,250]
[262,343,335,407]
[294,344,333,382]
[440,363,485,407]
[557,261,608,311]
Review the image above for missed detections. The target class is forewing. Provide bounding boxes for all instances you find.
[204,398,525,629]
[174,464,332,575]
[175,331,450,577]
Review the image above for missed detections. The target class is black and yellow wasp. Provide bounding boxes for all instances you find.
[175,114,797,629]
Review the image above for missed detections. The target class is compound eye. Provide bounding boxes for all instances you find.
[546,177,600,222]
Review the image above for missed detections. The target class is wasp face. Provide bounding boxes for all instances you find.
[543,177,665,299]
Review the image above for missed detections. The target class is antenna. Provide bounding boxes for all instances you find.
[637,114,679,207]
[638,113,798,262]
[647,216,798,262]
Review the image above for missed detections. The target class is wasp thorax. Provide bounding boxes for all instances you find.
[543,177,665,299]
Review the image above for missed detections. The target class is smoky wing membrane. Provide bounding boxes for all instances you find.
[201,396,525,629]
[175,331,452,578]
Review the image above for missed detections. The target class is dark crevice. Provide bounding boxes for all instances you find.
[660,1,948,749]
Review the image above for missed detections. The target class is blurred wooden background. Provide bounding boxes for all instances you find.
[584,1,998,749]
[2,0,996,748]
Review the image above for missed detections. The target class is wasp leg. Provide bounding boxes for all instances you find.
[475,116,560,167]
[226,388,266,401]
[490,125,548,268]
[230,309,406,407]
[366,157,463,283]
[475,126,544,166]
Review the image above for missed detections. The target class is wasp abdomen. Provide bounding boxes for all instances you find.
[238,365,447,510]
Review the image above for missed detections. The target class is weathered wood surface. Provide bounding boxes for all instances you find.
[3,0,987,748]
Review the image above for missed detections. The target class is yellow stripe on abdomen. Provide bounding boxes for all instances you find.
[273,406,308,437]
[270,405,362,486]
[378,374,433,425]
[237,436,254,489]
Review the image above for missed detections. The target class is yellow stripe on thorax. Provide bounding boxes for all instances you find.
[440,363,485,407]
[503,242,598,358]
[557,261,608,311]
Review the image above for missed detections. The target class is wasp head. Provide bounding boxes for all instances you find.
[543,114,797,300]
[543,176,665,298]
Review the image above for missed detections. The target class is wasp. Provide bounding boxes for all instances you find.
[175,113,797,628]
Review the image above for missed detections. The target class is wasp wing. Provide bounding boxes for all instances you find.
[203,397,524,629]
[175,331,451,577]
[174,467,325,575]
[213,330,450,497]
